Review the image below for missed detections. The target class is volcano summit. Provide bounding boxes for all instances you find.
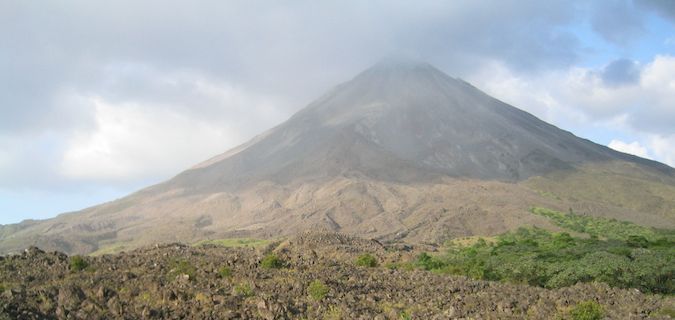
[1,60,674,255]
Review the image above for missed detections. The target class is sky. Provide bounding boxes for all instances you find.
[1,0,675,225]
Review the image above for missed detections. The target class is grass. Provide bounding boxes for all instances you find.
[525,162,675,220]
[166,259,197,281]
[234,283,254,297]
[260,254,284,269]
[355,254,378,267]
[531,207,673,242]
[217,266,232,278]
[90,244,127,256]
[307,280,329,301]
[69,255,89,272]
[652,306,675,318]
[194,238,272,248]
[569,300,604,320]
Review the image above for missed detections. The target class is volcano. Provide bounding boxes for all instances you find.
[2,60,674,254]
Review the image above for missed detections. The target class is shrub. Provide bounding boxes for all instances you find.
[626,235,649,248]
[307,280,329,301]
[569,300,604,320]
[234,283,254,297]
[69,255,88,272]
[218,266,232,278]
[167,259,197,281]
[416,252,446,270]
[355,254,378,267]
[260,254,284,269]
[418,210,675,294]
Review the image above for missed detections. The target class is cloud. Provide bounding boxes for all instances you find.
[466,55,675,167]
[59,96,231,181]
[590,0,645,45]
[608,140,650,158]
[648,134,675,166]
[59,82,285,182]
[636,0,675,22]
[600,59,641,86]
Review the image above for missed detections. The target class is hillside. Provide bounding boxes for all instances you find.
[1,233,673,319]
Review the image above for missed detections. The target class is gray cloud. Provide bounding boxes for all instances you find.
[600,59,641,86]
[0,0,668,192]
[590,0,645,45]
[636,0,675,22]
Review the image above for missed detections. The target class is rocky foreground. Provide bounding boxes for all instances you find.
[0,233,673,319]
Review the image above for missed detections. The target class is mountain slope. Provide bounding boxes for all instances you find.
[158,60,671,193]
[1,60,674,254]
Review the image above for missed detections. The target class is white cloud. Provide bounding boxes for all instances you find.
[58,71,288,182]
[466,55,675,168]
[60,96,228,181]
[648,134,675,167]
[608,139,650,158]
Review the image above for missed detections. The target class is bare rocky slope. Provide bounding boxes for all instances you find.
[1,60,674,255]
[1,233,673,319]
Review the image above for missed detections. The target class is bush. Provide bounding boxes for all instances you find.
[167,259,197,281]
[234,283,254,297]
[260,254,284,269]
[69,255,88,272]
[569,300,604,320]
[418,210,675,294]
[307,280,329,301]
[218,266,232,278]
[355,254,378,267]
[416,252,446,270]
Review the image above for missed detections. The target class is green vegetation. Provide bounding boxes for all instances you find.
[194,238,271,248]
[69,255,89,272]
[323,305,343,320]
[234,283,254,297]
[569,300,604,320]
[167,259,197,281]
[217,266,232,278]
[260,254,284,269]
[307,280,329,301]
[355,254,378,267]
[90,244,127,256]
[653,306,675,318]
[415,209,674,294]
[531,207,673,242]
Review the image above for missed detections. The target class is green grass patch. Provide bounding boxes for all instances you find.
[355,253,378,267]
[217,266,232,278]
[260,253,284,269]
[167,259,197,281]
[234,283,254,297]
[307,280,329,301]
[194,238,271,248]
[652,306,675,318]
[569,300,604,320]
[90,244,127,256]
[531,207,674,242]
[69,255,89,272]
